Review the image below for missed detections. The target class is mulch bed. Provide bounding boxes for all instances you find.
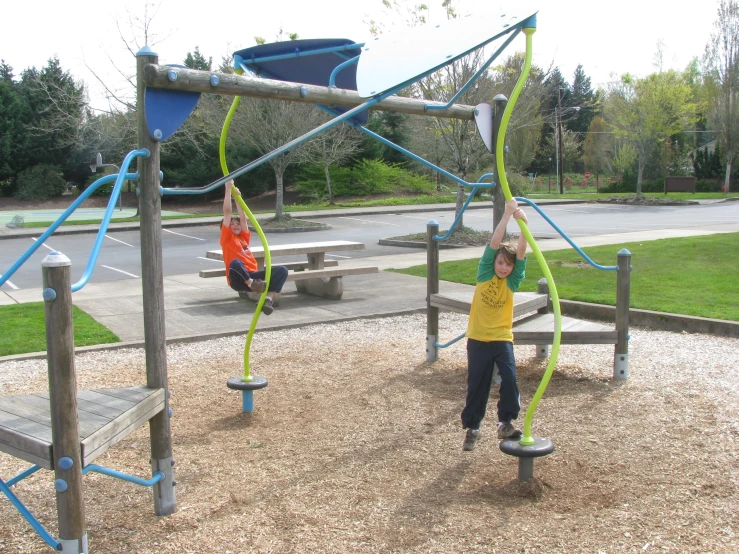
[1,313,737,553]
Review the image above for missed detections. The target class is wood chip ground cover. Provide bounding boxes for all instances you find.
[0,314,737,553]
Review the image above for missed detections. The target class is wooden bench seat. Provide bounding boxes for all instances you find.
[201,240,379,299]
[0,386,165,470]
[199,260,339,278]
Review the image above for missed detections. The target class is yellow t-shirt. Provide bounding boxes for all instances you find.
[466,245,526,343]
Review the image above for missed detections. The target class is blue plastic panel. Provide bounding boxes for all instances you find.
[356,9,538,98]
[145,65,201,142]
[233,39,368,124]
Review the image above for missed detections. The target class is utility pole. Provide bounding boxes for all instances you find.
[557,87,564,194]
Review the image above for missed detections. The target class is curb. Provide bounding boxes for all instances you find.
[2,302,736,363]
[560,300,739,338]
[0,307,427,363]
[378,239,468,249]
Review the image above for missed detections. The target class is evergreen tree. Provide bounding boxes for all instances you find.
[184,47,212,71]
[569,64,597,136]
[0,61,22,187]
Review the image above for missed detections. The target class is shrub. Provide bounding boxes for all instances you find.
[15,164,66,201]
[296,159,434,199]
[396,170,434,194]
[696,179,723,193]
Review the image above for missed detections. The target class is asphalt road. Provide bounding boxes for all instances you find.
[1,202,737,290]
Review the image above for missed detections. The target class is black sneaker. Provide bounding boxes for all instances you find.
[497,421,522,439]
[250,279,266,293]
[261,297,274,315]
[462,428,479,451]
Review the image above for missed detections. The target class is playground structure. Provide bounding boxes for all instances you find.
[0,7,638,551]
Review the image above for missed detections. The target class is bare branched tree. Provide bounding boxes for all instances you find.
[703,0,739,192]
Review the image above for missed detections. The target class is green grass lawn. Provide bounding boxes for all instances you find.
[392,232,739,322]
[0,303,120,357]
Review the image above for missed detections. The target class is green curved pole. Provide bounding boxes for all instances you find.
[494,27,562,447]
[219,82,273,382]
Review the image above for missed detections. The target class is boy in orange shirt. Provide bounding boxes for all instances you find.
[220,181,288,315]
[461,198,528,451]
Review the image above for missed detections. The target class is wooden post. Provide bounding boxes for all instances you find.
[137,46,176,516]
[535,278,550,359]
[426,221,440,362]
[492,94,508,233]
[42,252,88,554]
[614,249,632,380]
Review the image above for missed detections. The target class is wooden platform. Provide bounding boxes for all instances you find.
[430,291,618,345]
[0,386,165,470]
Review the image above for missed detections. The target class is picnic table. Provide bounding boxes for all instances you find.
[200,240,379,300]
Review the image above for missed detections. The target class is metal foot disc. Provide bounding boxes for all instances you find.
[227,376,268,391]
[499,436,555,458]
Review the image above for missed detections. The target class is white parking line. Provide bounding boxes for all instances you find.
[337,216,402,226]
[30,238,55,251]
[163,228,206,240]
[1,279,18,290]
[101,265,140,278]
[105,234,135,247]
[197,256,222,262]
[326,254,351,259]
[394,214,452,221]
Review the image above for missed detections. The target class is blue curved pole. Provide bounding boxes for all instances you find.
[0,172,139,288]
[434,173,498,241]
[71,149,149,291]
[329,55,360,87]
[82,464,164,487]
[515,197,617,271]
[425,29,520,111]
[160,93,395,197]
[0,478,60,550]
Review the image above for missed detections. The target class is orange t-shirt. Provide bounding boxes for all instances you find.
[219,222,258,284]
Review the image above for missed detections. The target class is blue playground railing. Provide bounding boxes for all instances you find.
[0,149,147,292]
[2,462,164,551]
[71,149,148,291]
[432,195,617,352]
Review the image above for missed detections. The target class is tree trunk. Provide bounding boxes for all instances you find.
[324,162,334,204]
[275,169,285,218]
[455,183,465,229]
[636,159,645,197]
[725,161,732,193]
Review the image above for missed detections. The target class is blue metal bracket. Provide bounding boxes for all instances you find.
[145,65,201,142]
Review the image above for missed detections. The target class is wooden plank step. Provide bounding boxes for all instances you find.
[81,388,165,466]
[430,291,548,318]
[513,313,618,345]
[200,260,339,278]
[0,386,165,470]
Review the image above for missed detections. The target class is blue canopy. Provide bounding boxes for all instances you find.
[233,38,368,124]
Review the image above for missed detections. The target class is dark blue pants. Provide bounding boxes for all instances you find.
[461,338,520,430]
[228,260,288,293]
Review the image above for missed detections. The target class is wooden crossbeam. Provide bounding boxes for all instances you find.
[143,64,476,121]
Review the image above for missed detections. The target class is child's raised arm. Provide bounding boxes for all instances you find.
[513,207,528,260]
[222,180,234,225]
[490,199,518,249]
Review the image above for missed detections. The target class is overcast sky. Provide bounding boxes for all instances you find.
[2,0,719,111]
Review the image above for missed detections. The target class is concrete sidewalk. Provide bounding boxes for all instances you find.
[1,219,737,362]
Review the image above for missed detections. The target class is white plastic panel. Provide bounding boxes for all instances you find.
[356,7,537,98]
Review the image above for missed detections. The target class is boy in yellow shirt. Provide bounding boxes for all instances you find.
[462,198,528,451]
